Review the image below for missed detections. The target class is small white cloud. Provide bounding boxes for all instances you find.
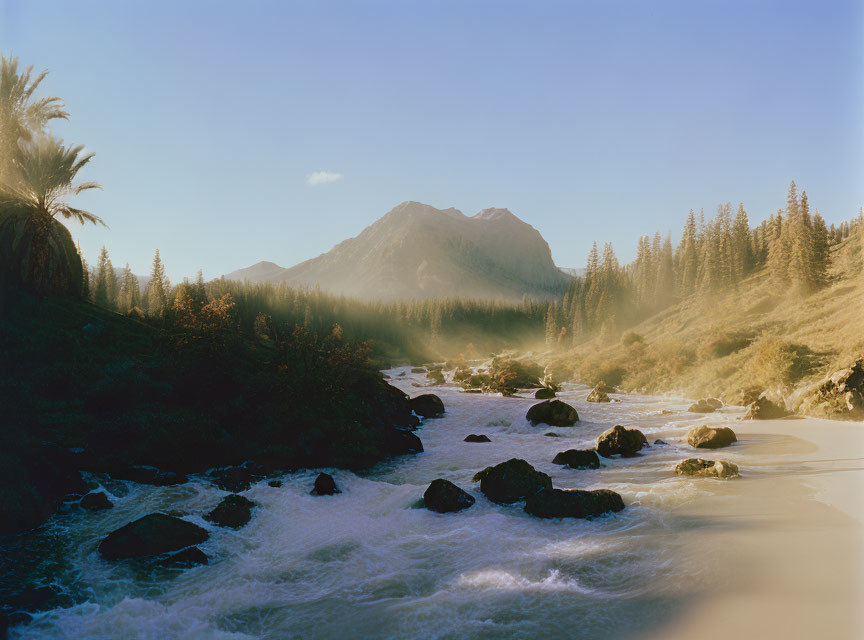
[306,170,343,186]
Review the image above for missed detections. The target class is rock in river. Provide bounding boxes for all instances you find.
[409,394,445,419]
[205,494,256,528]
[526,400,579,427]
[744,396,789,420]
[675,458,739,479]
[98,513,209,560]
[687,425,737,449]
[80,491,113,511]
[478,458,552,504]
[596,425,647,457]
[688,398,723,413]
[424,479,475,513]
[464,434,491,443]
[586,382,611,403]
[311,472,341,496]
[524,488,625,519]
[534,387,556,399]
[552,449,600,469]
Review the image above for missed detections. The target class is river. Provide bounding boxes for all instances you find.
[5,366,864,639]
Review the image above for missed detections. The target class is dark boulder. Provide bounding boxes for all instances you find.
[211,465,261,493]
[311,472,341,496]
[163,546,209,566]
[687,425,737,449]
[744,396,790,420]
[383,429,424,456]
[478,458,552,504]
[409,394,445,419]
[6,584,65,613]
[98,513,209,560]
[596,425,648,458]
[688,398,722,413]
[526,400,579,427]
[552,449,600,469]
[152,471,188,486]
[653,439,668,445]
[524,488,625,519]
[464,434,491,443]
[543,432,560,437]
[586,382,611,403]
[205,494,256,528]
[423,479,475,513]
[267,480,283,488]
[80,491,113,511]
[534,388,556,399]
[472,466,493,482]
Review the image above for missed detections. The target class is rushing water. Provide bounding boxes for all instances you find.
[4,367,765,639]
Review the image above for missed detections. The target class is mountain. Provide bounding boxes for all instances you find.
[224,201,572,301]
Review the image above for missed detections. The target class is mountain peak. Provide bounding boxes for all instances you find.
[472,207,519,222]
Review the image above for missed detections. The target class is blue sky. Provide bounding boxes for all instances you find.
[2,0,862,280]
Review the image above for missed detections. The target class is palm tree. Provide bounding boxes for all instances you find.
[0,135,103,293]
[0,55,68,180]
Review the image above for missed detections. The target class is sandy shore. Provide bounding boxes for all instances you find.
[643,416,864,640]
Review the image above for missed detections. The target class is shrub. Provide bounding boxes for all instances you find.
[705,331,751,358]
[621,331,644,347]
[746,335,813,388]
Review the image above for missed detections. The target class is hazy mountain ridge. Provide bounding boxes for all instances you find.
[225,201,571,301]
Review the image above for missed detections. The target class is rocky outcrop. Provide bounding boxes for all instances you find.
[526,400,579,427]
[163,546,209,566]
[80,491,113,511]
[797,360,864,419]
[409,394,445,419]
[586,382,611,403]
[688,398,722,413]
[423,479,475,513]
[205,494,256,528]
[210,465,261,493]
[687,425,737,449]
[675,458,739,479]
[744,396,790,420]
[477,459,552,504]
[464,434,491,443]
[383,429,424,456]
[524,488,625,519]
[311,472,340,496]
[534,387,556,399]
[552,449,600,469]
[98,513,209,560]
[596,425,647,457]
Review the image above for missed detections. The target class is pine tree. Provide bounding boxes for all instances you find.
[767,211,788,285]
[676,209,698,294]
[147,248,169,317]
[731,203,753,281]
[118,263,140,312]
[93,246,111,308]
[811,211,830,287]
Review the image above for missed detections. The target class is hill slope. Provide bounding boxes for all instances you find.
[225,202,571,301]
[563,232,864,409]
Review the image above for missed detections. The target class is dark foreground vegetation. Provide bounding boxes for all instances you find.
[0,286,422,536]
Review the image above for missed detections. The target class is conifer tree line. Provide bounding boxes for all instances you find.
[548,182,862,345]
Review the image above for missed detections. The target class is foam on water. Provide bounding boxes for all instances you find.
[6,367,753,640]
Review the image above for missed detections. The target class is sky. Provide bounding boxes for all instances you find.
[2,0,862,281]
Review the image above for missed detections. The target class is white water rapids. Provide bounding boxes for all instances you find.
[7,366,858,640]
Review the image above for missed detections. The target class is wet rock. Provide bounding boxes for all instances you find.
[98,513,209,560]
[311,472,341,496]
[409,394,445,419]
[268,480,283,488]
[543,432,560,437]
[653,439,668,446]
[205,494,256,529]
[744,396,790,420]
[110,465,158,484]
[552,449,600,470]
[163,546,209,566]
[472,466,493,482]
[383,429,424,456]
[534,387,556,399]
[797,360,864,418]
[524,488,625,519]
[675,458,739,479]
[596,425,648,458]
[586,382,611,403]
[6,585,64,613]
[688,398,723,413]
[423,479,475,513]
[211,467,253,492]
[526,400,579,427]
[80,491,113,511]
[687,425,737,449]
[478,458,552,504]
[464,434,491,443]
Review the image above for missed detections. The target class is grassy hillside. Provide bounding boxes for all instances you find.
[561,232,864,405]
